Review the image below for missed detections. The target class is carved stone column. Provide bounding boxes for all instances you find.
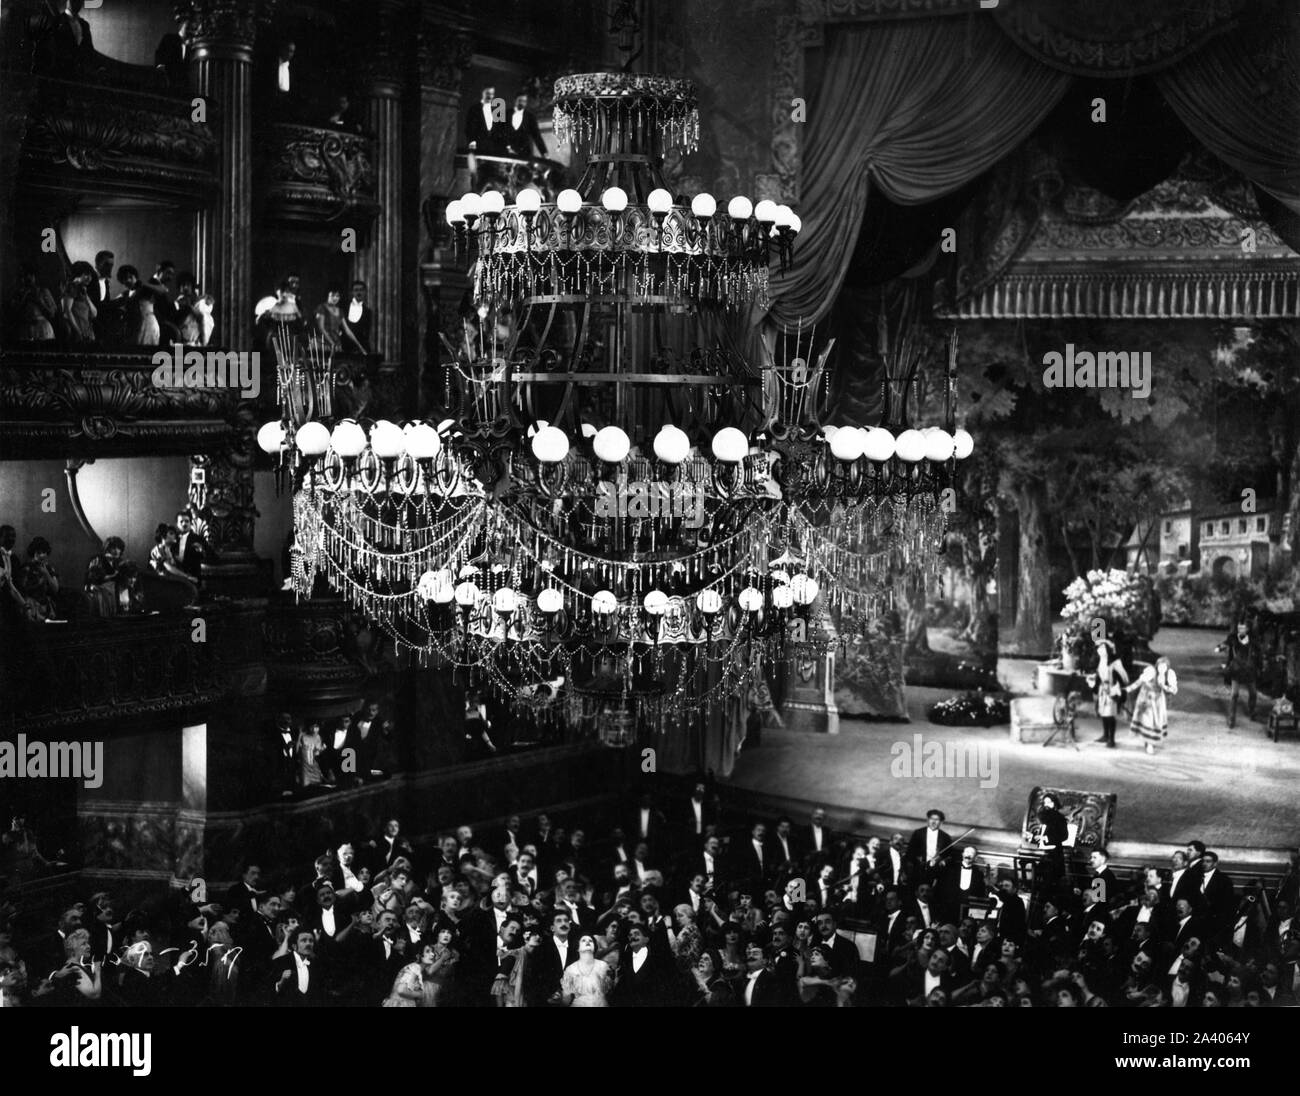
[355,0,409,369]
[417,21,473,413]
[175,0,272,351]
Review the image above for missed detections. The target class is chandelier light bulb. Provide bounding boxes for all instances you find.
[369,419,405,460]
[774,204,795,229]
[593,425,631,463]
[531,425,570,463]
[403,422,441,460]
[454,580,480,607]
[492,587,518,615]
[829,425,865,462]
[580,422,597,439]
[771,584,794,610]
[643,589,669,615]
[924,428,955,462]
[727,195,752,220]
[738,586,764,613]
[556,188,583,214]
[330,419,367,459]
[444,199,465,225]
[417,570,440,600]
[295,421,330,456]
[430,568,455,604]
[536,587,564,615]
[789,212,802,234]
[515,188,542,214]
[895,428,927,463]
[821,424,839,441]
[953,428,974,460]
[711,426,748,463]
[479,190,506,216]
[754,199,779,223]
[459,191,482,217]
[257,420,286,454]
[697,588,722,615]
[691,192,717,219]
[601,186,629,212]
[591,589,618,615]
[862,426,895,461]
[647,188,673,215]
[790,573,820,606]
[653,424,690,465]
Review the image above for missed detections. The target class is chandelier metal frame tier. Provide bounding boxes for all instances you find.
[259,71,974,741]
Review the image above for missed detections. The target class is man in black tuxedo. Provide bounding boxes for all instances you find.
[511,850,541,897]
[1195,851,1236,939]
[679,779,719,844]
[340,280,373,354]
[175,509,207,584]
[465,85,507,155]
[739,821,771,892]
[226,863,265,917]
[1165,849,1200,907]
[611,924,671,1006]
[812,909,859,978]
[881,832,907,887]
[907,809,953,885]
[1168,897,1208,958]
[272,929,329,1006]
[684,833,726,892]
[302,882,356,958]
[504,92,547,158]
[771,817,799,876]
[89,250,114,333]
[990,875,1028,944]
[877,887,911,956]
[740,943,783,1006]
[802,807,837,868]
[369,817,413,873]
[1087,848,1121,911]
[893,945,958,1007]
[238,892,285,993]
[364,909,408,1003]
[630,792,669,849]
[937,846,986,923]
[534,909,580,1002]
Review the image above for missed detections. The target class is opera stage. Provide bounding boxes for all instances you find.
[726,629,1296,868]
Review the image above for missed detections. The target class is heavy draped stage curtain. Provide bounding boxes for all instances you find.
[1154,6,1300,215]
[765,17,1070,329]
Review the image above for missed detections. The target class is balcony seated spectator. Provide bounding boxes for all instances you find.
[149,522,200,602]
[16,536,60,620]
[60,261,97,344]
[7,264,57,344]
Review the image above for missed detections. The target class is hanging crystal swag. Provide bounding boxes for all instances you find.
[261,72,973,741]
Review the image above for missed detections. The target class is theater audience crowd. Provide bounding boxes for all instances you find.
[1,791,1294,1008]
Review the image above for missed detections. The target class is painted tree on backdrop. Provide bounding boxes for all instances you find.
[951,319,1226,656]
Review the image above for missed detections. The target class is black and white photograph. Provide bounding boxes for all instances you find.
[0,0,1296,1068]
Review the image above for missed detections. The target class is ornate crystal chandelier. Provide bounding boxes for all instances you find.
[258,73,974,740]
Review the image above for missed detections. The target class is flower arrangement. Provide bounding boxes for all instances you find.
[927,691,1010,726]
[1060,568,1153,643]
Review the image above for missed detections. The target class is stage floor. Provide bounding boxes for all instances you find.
[726,628,1297,854]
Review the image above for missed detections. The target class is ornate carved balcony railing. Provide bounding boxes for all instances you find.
[0,349,244,459]
[17,74,218,205]
[1,601,265,732]
[258,123,379,223]
[452,153,568,202]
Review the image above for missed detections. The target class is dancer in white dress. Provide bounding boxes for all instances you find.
[559,935,612,1007]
